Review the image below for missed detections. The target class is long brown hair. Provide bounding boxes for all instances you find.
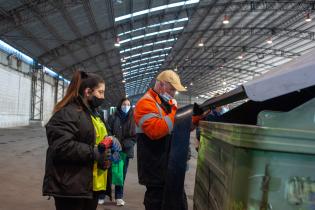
[53,71,105,113]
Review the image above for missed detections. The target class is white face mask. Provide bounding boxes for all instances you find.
[220,106,229,114]
[121,105,131,114]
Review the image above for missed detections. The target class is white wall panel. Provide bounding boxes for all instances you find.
[0,50,65,128]
[43,82,55,124]
[0,67,31,127]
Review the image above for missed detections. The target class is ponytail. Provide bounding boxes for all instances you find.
[53,71,104,113]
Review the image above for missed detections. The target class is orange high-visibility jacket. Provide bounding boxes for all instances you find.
[134,89,176,140]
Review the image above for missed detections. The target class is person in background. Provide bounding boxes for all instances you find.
[43,71,120,210]
[195,101,229,151]
[134,70,204,210]
[107,97,136,206]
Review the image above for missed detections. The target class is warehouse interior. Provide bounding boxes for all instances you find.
[0,0,315,210]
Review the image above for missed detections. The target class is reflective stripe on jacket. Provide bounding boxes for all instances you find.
[134,89,176,140]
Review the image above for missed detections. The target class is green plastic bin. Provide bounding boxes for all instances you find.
[194,98,315,210]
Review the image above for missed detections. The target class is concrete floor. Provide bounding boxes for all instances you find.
[0,125,198,210]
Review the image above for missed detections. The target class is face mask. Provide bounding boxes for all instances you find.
[160,92,173,102]
[121,105,131,114]
[89,95,104,108]
[220,106,229,115]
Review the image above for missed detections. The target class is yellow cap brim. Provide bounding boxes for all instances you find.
[172,83,187,92]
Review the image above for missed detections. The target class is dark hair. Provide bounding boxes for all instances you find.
[117,97,131,109]
[53,71,105,113]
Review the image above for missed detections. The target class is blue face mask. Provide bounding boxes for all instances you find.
[220,106,229,115]
[160,92,173,102]
[121,105,131,114]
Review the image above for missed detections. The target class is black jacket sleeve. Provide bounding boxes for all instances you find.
[46,108,94,164]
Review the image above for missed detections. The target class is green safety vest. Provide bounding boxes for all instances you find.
[91,115,108,191]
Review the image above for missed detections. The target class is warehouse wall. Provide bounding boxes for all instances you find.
[43,77,56,125]
[0,50,65,128]
[0,51,32,127]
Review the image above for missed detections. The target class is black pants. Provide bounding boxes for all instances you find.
[54,196,98,210]
[144,186,188,210]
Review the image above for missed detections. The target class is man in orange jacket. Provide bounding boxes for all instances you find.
[134,70,202,210]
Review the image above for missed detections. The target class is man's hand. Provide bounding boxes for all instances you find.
[170,98,178,108]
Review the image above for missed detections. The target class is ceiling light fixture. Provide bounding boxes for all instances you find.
[198,40,204,47]
[190,82,193,86]
[223,15,229,24]
[305,13,312,22]
[122,79,126,83]
[114,37,120,47]
[238,54,244,59]
[266,37,273,44]
[115,0,200,22]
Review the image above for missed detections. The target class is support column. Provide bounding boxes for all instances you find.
[30,62,44,123]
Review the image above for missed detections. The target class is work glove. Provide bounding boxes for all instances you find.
[170,98,178,108]
[93,146,111,170]
[99,136,113,150]
[111,151,121,163]
[98,136,122,164]
[110,136,122,152]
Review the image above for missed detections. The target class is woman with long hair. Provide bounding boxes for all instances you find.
[42,71,120,210]
[107,98,136,206]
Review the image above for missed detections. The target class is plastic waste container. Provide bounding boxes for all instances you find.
[194,97,315,210]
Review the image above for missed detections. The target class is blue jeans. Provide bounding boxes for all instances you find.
[115,157,129,199]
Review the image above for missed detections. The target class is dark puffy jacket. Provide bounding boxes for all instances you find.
[108,109,136,158]
[42,99,95,199]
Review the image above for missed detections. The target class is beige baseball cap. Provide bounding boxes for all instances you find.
[156,70,187,91]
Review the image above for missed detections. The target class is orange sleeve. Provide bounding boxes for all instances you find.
[134,97,176,140]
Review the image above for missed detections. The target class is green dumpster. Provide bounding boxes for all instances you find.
[194,97,315,210]
[193,49,315,210]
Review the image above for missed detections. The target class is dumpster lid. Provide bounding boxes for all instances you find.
[199,48,315,112]
[243,48,315,102]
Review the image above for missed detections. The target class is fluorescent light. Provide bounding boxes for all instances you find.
[122,54,168,66]
[115,0,199,22]
[305,13,312,22]
[120,27,183,44]
[118,18,188,36]
[123,60,164,71]
[223,15,229,24]
[120,39,175,54]
[123,47,172,59]
[126,71,158,80]
[0,40,33,64]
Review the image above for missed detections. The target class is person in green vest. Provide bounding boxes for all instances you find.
[43,71,121,210]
